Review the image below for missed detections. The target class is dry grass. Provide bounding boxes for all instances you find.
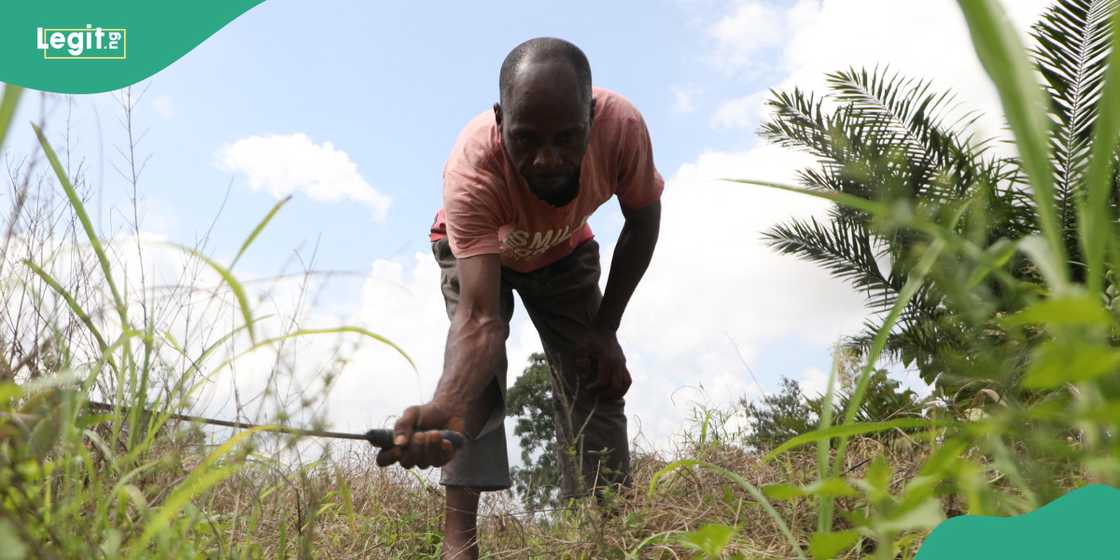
[139,431,939,560]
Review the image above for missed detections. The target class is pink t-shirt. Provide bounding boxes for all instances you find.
[429,87,664,273]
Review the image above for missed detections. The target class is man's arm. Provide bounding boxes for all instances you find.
[376,253,505,469]
[594,199,661,333]
[585,199,661,399]
[432,253,506,423]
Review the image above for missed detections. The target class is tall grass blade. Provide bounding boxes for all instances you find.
[957,0,1066,290]
[161,242,257,344]
[649,459,808,560]
[725,178,888,216]
[32,123,129,324]
[0,85,22,153]
[22,259,112,364]
[215,326,416,373]
[831,239,946,471]
[764,418,948,461]
[231,194,291,270]
[815,351,841,533]
[128,425,269,557]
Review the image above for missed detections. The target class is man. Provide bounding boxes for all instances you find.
[376,37,663,559]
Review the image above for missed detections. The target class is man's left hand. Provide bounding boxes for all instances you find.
[582,328,631,400]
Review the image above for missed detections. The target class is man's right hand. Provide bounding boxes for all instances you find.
[375,402,465,469]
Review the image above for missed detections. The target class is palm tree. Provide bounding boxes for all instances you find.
[760,0,1119,389]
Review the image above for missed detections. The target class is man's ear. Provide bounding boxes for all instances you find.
[493,103,503,129]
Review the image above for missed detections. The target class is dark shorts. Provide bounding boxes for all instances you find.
[432,237,631,499]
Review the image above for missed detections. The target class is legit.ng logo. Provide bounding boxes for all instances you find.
[36,25,127,60]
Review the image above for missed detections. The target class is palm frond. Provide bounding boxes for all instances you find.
[1031,0,1120,218]
[763,216,898,306]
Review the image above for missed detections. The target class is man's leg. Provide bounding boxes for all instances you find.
[431,238,516,559]
[440,378,503,559]
[444,486,482,559]
[512,239,632,502]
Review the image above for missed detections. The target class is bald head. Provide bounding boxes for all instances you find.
[492,38,595,207]
[499,37,592,108]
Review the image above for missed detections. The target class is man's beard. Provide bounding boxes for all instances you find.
[527,172,580,208]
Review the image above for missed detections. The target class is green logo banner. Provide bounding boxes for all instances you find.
[0,1,265,93]
[917,484,1120,559]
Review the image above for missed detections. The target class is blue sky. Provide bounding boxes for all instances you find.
[2,0,1053,455]
[28,0,766,271]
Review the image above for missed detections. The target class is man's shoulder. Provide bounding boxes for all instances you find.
[591,86,646,124]
[448,108,503,172]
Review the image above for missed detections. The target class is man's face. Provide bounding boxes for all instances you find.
[495,62,595,207]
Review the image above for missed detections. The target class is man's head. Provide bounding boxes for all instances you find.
[494,37,595,207]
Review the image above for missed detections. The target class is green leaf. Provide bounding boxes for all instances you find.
[809,530,860,560]
[965,238,1018,289]
[0,383,22,408]
[160,242,257,344]
[866,456,892,494]
[0,519,27,560]
[766,418,945,461]
[22,260,111,358]
[876,498,945,532]
[99,529,122,558]
[231,194,291,269]
[957,0,1066,289]
[761,483,806,501]
[726,178,888,216]
[832,238,946,475]
[1003,296,1114,328]
[649,459,808,560]
[32,124,129,324]
[1018,236,1066,293]
[679,523,736,557]
[214,325,415,374]
[0,85,22,154]
[28,407,64,460]
[763,479,858,501]
[1023,338,1120,389]
[762,483,805,501]
[128,425,268,557]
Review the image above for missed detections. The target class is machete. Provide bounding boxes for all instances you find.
[85,401,466,449]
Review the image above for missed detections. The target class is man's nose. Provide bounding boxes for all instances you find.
[533,145,563,168]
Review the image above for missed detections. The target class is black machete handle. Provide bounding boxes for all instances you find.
[364,428,466,450]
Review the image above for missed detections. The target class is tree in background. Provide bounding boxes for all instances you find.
[739,378,818,451]
[760,0,1119,393]
[505,352,560,511]
[740,372,920,451]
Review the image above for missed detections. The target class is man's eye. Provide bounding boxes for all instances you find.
[558,130,584,145]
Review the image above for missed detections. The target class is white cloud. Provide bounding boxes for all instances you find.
[708,1,787,70]
[218,133,391,221]
[799,367,829,398]
[712,0,1052,141]
[209,140,872,454]
[100,0,1061,468]
[710,92,764,129]
[608,142,869,450]
[637,0,1057,446]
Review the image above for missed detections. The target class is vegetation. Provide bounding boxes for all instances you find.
[761,0,1120,391]
[505,352,561,512]
[1,0,1119,558]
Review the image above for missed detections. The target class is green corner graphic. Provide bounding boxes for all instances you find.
[0,1,266,94]
[917,485,1120,559]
